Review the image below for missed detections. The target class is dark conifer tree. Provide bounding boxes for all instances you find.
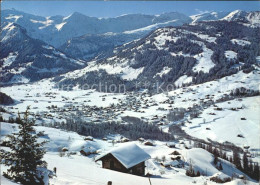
[222,152,227,160]
[219,162,223,171]
[214,156,218,166]
[233,149,242,170]
[248,160,254,176]
[1,107,48,185]
[242,152,249,172]
[253,163,259,181]
[229,156,233,164]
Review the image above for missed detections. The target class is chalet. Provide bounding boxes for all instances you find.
[138,137,145,142]
[144,141,154,146]
[120,137,130,143]
[166,142,176,148]
[84,136,94,141]
[95,143,151,176]
[62,147,69,152]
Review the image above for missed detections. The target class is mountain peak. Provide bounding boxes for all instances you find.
[221,10,247,21]
[1,22,27,43]
[190,11,230,23]
[71,11,85,16]
[69,12,88,19]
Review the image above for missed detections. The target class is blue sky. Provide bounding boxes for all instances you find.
[1,1,259,17]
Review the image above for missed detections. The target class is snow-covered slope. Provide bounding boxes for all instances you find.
[1,9,259,185]
[1,64,259,149]
[221,10,248,21]
[58,32,143,61]
[221,10,260,27]
[2,9,258,63]
[59,18,191,61]
[0,22,85,85]
[60,10,260,61]
[190,10,260,27]
[190,11,230,23]
[1,121,257,185]
[55,20,259,91]
[183,96,260,149]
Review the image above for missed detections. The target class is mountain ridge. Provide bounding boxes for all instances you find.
[55,20,260,92]
[1,9,192,47]
[1,9,259,87]
[0,22,85,85]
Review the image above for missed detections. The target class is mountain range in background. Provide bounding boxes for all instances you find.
[1,9,260,86]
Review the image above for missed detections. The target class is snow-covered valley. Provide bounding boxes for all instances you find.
[1,7,260,185]
[1,66,260,184]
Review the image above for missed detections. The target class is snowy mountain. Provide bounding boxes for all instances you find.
[56,10,260,61]
[1,9,192,47]
[221,10,248,21]
[58,17,191,60]
[58,32,143,61]
[0,22,85,85]
[190,10,260,27]
[56,20,260,92]
[190,11,230,23]
[2,9,259,63]
[0,8,259,185]
[221,10,260,27]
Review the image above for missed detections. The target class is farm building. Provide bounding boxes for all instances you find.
[95,143,151,176]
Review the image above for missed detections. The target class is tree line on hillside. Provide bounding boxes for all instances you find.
[197,143,259,181]
[53,20,260,92]
[0,92,14,105]
[46,115,174,141]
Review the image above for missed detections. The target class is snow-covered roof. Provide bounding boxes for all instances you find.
[96,143,151,169]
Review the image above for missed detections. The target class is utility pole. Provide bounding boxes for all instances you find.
[147,161,152,185]
[148,176,152,185]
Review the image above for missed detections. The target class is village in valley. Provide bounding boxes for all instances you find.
[1,67,260,184]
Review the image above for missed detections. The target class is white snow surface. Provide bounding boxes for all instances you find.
[154,66,171,78]
[55,22,66,31]
[2,52,17,67]
[190,11,230,24]
[183,96,260,149]
[221,10,242,21]
[225,50,237,60]
[183,148,249,178]
[124,20,178,34]
[1,121,258,185]
[231,39,251,46]
[5,14,23,22]
[0,65,259,185]
[30,18,54,29]
[154,30,179,50]
[63,60,144,80]
[192,41,215,73]
[190,32,217,43]
[42,45,54,50]
[174,75,193,87]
